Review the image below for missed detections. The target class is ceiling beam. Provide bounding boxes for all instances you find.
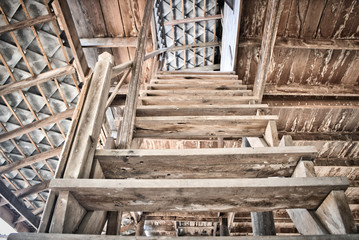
[0,179,40,229]
[253,0,284,103]
[0,206,31,232]
[0,147,62,175]
[164,14,221,26]
[0,108,74,143]
[0,14,56,34]
[80,37,152,48]
[239,37,359,51]
[0,65,75,97]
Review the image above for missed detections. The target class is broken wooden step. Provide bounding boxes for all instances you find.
[136,104,268,116]
[146,83,247,90]
[49,177,349,212]
[133,115,278,139]
[141,90,253,97]
[140,96,258,105]
[94,146,318,179]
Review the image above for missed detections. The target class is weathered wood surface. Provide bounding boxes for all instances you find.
[154,74,238,79]
[146,83,248,90]
[95,146,316,179]
[251,211,276,236]
[49,177,349,212]
[150,79,242,85]
[80,37,150,48]
[8,233,359,240]
[142,90,252,96]
[136,104,268,117]
[140,96,258,106]
[156,71,236,75]
[164,14,222,26]
[117,0,154,149]
[133,115,278,139]
[0,14,56,34]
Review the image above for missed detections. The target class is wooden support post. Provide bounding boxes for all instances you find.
[264,120,279,147]
[63,52,114,179]
[251,212,276,236]
[316,191,357,234]
[117,0,154,148]
[242,137,276,236]
[106,211,122,235]
[52,0,89,81]
[135,214,146,236]
[220,216,229,236]
[253,0,284,102]
[0,180,40,229]
[49,191,86,233]
[283,135,329,235]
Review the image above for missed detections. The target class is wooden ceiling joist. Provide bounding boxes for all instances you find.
[0,147,62,175]
[0,179,40,229]
[239,37,359,51]
[0,14,56,34]
[0,108,75,143]
[80,37,152,48]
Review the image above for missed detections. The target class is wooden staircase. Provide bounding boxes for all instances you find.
[9,55,358,239]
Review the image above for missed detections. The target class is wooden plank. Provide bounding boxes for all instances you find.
[106,211,122,235]
[134,115,278,139]
[95,146,316,179]
[7,233,359,240]
[0,65,75,96]
[141,90,252,97]
[0,148,61,174]
[163,14,221,26]
[145,83,247,90]
[150,79,242,85]
[157,71,235,75]
[0,109,74,143]
[117,0,155,148]
[316,191,357,234]
[253,0,284,102]
[49,177,349,212]
[63,52,113,179]
[140,96,257,105]
[154,74,238,79]
[341,51,359,86]
[76,210,107,234]
[49,191,86,233]
[0,180,40,229]
[238,37,359,51]
[136,104,268,117]
[263,120,279,147]
[80,37,151,48]
[0,14,56,34]
[52,0,89,80]
[0,206,30,232]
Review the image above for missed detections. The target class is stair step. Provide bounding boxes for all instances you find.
[136,104,268,116]
[49,177,349,212]
[150,79,242,85]
[140,96,258,105]
[154,74,238,79]
[157,71,236,75]
[141,90,253,97]
[95,146,318,179]
[146,83,247,90]
[134,115,278,139]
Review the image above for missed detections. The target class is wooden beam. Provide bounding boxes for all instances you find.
[0,65,75,96]
[164,14,221,26]
[52,0,89,81]
[316,191,357,234]
[63,52,113,179]
[0,14,56,34]
[0,206,30,232]
[0,148,62,175]
[253,0,284,102]
[0,109,74,143]
[106,211,122,235]
[117,0,154,148]
[238,37,359,50]
[0,179,40,229]
[251,212,276,236]
[0,181,50,206]
[7,233,359,240]
[49,177,349,212]
[80,37,151,48]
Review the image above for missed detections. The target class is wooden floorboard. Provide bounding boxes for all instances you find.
[154,74,238,79]
[150,79,243,85]
[140,96,257,105]
[141,90,252,96]
[136,104,268,116]
[95,146,317,179]
[134,115,277,139]
[146,84,248,90]
[49,177,349,212]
